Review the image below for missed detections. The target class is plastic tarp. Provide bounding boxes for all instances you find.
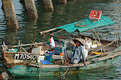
[57,16,114,33]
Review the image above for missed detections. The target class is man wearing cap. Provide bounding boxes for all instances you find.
[71,38,87,65]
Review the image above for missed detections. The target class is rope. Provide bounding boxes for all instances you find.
[96,39,117,52]
[21,46,28,53]
[61,68,69,77]
[89,27,120,53]
[75,21,92,27]
[91,29,103,53]
[89,30,97,41]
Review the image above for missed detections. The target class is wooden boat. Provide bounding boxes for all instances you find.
[2,15,121,77]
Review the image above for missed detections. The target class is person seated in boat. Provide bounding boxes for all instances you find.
[71,38,87,65]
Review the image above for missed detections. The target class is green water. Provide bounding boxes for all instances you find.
[0,0,121,79]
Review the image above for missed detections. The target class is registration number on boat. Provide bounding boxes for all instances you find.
[14,54,36,60]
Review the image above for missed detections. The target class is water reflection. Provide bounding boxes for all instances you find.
[13,66,119,80]
[39,12,53,27]
[54,4,66,15]
[65,66,118,80]
[19,19,37,44]
[3,30,18,44]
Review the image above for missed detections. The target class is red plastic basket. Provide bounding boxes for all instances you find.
[89,10,102,21]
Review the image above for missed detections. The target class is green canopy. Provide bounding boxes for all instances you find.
[40,16,114,34]
[57,16,114,33]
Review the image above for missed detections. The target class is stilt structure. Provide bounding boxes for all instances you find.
[43,0,54,12]
[24,0,38,18]
[1,0,19,29]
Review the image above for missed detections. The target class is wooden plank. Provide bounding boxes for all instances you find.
[1,0,18,29]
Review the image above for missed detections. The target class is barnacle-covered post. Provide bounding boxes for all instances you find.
[1,0,19,30]
[43,0,54,12]
[24,0,38,18]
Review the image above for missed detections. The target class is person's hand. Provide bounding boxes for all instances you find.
[72,42,76,47]
[73,43,76,47]
[84,62,87,66]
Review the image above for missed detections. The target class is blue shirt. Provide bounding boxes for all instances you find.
[71,45,86,63]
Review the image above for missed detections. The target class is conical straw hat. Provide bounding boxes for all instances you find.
[73,38,85,46]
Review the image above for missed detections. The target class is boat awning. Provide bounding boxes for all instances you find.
[40,16,114,34]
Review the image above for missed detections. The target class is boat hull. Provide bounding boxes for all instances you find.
[7,56,119,77]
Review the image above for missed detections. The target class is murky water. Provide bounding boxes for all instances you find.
[0,0,121,79]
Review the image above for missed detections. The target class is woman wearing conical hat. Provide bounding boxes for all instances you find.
[71,38,87,65]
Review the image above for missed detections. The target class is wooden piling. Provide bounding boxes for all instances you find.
[43,0,54,12]
[24,0,38,18]
[1,0,18,29]
[58,0,67,4]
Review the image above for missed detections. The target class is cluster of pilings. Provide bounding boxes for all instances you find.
[1,0,76,30]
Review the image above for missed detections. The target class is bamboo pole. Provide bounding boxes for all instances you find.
[11,42,44,47]
[40,28,58,34]
[58,0,67,4]
[43,0,54,12]
[24,0,38,18]
[1,0,19,29]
